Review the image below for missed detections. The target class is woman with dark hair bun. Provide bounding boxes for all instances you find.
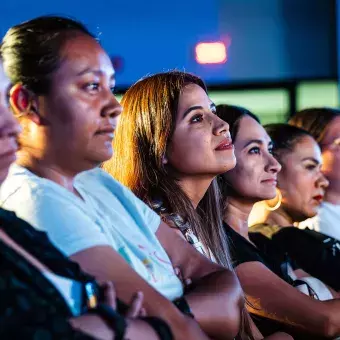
[0,16,240,340]
[289,108,340,241]
[249,123,340,291]
[216,104,340,339]
[0,55,167,340]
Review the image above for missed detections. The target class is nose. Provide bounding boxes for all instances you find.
[265,153,282,174]
[101,91,123,119]
[0,106,21,138]
[213,115,230,136]
[317,172,329,190]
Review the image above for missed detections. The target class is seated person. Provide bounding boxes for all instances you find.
[103,71,292,340]
[289,108,340,241]
[0,55,168,340]
[216,104,340,339]
[249,123,340,292]
[0,16,242,340]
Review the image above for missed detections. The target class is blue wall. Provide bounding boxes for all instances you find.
[0,0,336,87]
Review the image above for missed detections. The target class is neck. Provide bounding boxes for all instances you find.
[223,196,254,240]
[178,175,214,209]
[16,150,79,195]
[265,206,294,227]
[325,181,340,205]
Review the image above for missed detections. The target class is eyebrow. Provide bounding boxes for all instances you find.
[76,68,115,80]
[301,157,320,164]
[182,103,216,119]
[243,139,273,149]
[243,139,263,148]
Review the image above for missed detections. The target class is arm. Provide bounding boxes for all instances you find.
[236,261,340,338]
[70,246,209,340]
[156,221,243,339]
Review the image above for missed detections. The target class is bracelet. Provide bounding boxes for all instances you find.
[89,304,127,340]
[140,316,173,340]
[173,297,195,318]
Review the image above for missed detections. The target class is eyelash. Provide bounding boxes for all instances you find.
[306,164,317,171]
[84,82,116,94]
[248,147,273,155]
[249,147,260,155]
[191,113,204,123]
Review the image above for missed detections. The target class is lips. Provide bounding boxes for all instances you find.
[261,178,277,185]
[215,138,233,151]
[312,195,324,203]
[95,126,115,138]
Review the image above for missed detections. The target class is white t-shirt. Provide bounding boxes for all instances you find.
[0,164,183,301]
[299,202,340,241]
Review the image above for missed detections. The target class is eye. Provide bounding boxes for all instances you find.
[110,86,116,94]
[84,82,100,93]
[191,113,204,123]
[268,146,274,154]
[249,147,260,155]
[305,164,317,171]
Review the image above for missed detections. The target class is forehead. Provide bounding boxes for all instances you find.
[0,62,10,93]
[323,116,340,142]
[56,33,114,78]
[236,115,270,143]
[286,135,322,162]
[178,83,210,108]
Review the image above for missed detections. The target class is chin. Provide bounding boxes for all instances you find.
[92,149,113,163]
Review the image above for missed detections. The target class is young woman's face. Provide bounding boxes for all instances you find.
[167,83,236,177]
[278,135,329,219]
[320,116,340,183]
[20,33,122,171]
[0,62,21,183]
[223,115,281,201]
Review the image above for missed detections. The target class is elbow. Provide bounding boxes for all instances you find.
[213,270,244,339]
[322,314,339,338]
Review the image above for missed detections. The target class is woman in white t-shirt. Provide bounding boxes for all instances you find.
[289,108,340,240]
[0,53,167,340]
[1,15,244,340]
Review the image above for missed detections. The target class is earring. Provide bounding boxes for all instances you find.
[162,155,168,165]
[264,188,282,211]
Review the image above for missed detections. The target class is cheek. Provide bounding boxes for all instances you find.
[168,131,211,170]
[228,163,256,195]
[280,172,311,205]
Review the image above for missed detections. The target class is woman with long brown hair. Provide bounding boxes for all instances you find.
[104,71,291,340]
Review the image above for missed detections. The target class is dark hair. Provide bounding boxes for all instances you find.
[264,123,312,158]
[103,71,233,268]
[1,16,95,95]
[288,107,340,144]
[216,104,260,200]
[216,104,260,141]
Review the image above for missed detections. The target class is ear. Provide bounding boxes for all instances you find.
[9,84,41,125]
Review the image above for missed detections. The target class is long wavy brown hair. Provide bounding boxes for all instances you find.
[103,71,232,267]
[103,71,255,339]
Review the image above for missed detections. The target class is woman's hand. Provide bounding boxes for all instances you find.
[101,281,146,317]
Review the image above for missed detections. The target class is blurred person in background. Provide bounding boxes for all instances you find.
[289,108,340,240]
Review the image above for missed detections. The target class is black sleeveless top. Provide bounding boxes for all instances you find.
[250,223,340,291]
[224,222,297,280]
[0,208,96,339]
